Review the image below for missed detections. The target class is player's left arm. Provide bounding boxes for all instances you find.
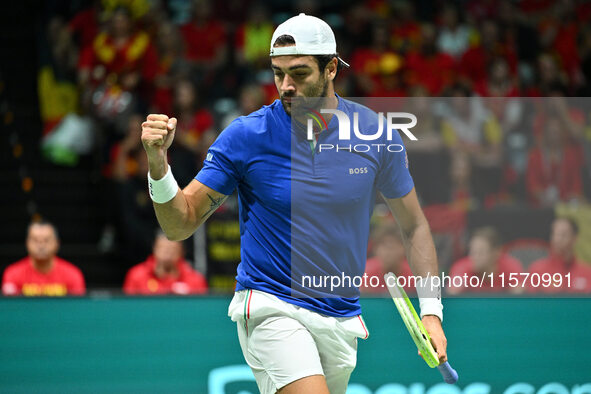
[384,187,447,363]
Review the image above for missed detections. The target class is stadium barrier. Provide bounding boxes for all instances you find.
[0,296,589,393]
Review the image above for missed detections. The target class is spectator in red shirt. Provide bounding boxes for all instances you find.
[2,221,85,296]
[172,79,215,154]
[526,116,583,206]
[151,22,192,115]
[405,24,456,95]
[448,227,523,294]
[123,232,208,295]
[459,20,517,86]
[528,218,591,293]
[350,22,405,97]
[77,6,158,96]
[370,53,407,98]
[390,1,422,54]
[180,0,227,69]
[474,57,520,97]
[362,223,414,294]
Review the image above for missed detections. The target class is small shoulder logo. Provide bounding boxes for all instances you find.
[206,152,213,162]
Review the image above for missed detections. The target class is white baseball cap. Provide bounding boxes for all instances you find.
[270,13,350,67]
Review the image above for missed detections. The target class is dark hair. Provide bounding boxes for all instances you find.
[471,227,502,249]
[272,34,342,75]
[272,34,295,47]
[28,219,59,240]
[555,217,579,236]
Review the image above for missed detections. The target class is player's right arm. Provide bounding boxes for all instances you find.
[141,114,229,241]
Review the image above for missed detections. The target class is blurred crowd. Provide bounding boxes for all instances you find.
[2,221,208,296]
[24,0,591,294]
[4,217,590,295]
[362,217,591,295]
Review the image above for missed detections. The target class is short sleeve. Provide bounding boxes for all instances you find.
[187,271,209,294]
[122,266,141,294]
[375,131,414,199]
[506,256,524,274]
[68,266,86,295]
[2,265,20,295]
[195,119,246,195]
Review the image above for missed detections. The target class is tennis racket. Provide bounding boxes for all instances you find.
[384,272,458,384]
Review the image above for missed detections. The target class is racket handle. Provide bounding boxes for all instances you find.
[437,362,458,384]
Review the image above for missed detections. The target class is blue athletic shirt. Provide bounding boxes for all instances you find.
[196,95,414,317]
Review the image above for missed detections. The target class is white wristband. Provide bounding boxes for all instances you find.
[148,166,179,204]
[419,297,443,323]
[417,276,443,322]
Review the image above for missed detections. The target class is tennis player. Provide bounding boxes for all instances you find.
[141,14,448,394]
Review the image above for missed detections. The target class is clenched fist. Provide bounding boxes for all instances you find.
[141,114,177,179]
[141,114,177,156]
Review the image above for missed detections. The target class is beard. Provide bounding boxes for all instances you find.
[281,76,329,115]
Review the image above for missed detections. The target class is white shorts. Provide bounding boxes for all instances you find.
[228,289,370,394]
